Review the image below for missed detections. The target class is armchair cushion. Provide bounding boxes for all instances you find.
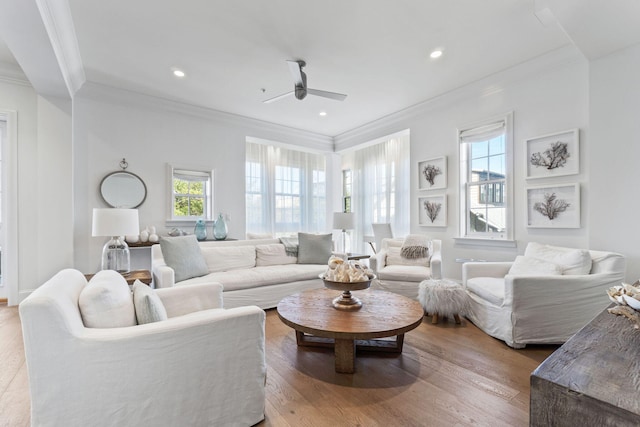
[377,265,431,282]
[79,270,136,328]
[132,280,168,324]
[524,242,591,275]
[466,277,505,306]
[159,235,209,282]
[508,255,563,276]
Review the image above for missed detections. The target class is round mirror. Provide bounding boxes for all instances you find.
[100,171,147,208]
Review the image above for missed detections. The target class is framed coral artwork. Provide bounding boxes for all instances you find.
[418,195,447,227]
[418,156,447,190]
[526,183,580,228]
[526,129,579,179]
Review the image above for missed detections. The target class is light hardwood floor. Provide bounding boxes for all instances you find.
[0,302,557,427]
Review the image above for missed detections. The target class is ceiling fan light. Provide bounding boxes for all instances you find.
[172,68,186,78]
[319,111,327,116]
[430,49,443,59]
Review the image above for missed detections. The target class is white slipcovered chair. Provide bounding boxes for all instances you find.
[370,237,442,300]
[19,269,266,427]
[462,242,625,348]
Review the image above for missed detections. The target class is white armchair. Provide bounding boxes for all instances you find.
[370,237,442,300]
[462,243,625,348]
[19,269,266,427]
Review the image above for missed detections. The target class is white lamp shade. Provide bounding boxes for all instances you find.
[333,212,355,230]
[92,208,139,237]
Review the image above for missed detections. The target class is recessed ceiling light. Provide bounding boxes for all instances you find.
[172,69,186,78]
[319,111,327,117]
[430,49,443,59]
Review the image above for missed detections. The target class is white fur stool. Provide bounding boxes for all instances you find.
[418,279,468,324]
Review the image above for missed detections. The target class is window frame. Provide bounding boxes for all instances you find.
[166,164,214,223]
[457,113,514,245]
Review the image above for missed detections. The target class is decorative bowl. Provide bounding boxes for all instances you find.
[319,274,376,311]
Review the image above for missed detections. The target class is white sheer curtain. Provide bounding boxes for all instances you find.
[351,131,410,252]
[246,141,326,237]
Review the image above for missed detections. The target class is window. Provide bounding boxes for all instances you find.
[342,169,352,213]
[459,114,513,240]
[347,130,410,251]
[169,167,213,220]
[245,140,326,236]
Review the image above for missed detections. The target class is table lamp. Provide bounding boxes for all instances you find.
[333,212,355,254]
[92,208,140,274]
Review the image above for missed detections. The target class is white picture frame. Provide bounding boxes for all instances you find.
[418,156,447,190]
[526,129,579,179]
[526,183,580,228]
[418,195,447,227]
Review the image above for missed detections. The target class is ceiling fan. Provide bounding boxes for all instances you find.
[263,60,347,104]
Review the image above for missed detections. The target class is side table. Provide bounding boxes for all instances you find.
[84,269,152,286]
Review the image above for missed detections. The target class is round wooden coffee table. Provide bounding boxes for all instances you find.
[277,288,424,373]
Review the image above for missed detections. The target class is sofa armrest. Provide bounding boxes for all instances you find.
[152,263,175,289]
[370,250,388,273]
[462,262,513,287]
[156,282,224,317]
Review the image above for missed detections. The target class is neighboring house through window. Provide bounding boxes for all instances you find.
[459,113,513,241]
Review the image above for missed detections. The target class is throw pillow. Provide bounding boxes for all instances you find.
[386,247,430,267]
[132,280,168,324]
[524,242,592,275]
[159,235,209,282]
[508,255,563,276]
[200,246,257,272]
[246,232,273,240]
[297,232,332,264]
[256,243,297,266]
[79,270,137,328]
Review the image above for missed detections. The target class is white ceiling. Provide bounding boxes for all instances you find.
[2,1,640,137]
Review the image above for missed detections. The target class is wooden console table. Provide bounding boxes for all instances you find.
[84,269,152,286]
[530,306,640,426]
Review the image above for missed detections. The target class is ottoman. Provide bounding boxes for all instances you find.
[418,278,468,324]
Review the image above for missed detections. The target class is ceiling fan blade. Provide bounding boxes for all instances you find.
[307,88,348,101]
[286,60,304,87]
[263,90,294,104]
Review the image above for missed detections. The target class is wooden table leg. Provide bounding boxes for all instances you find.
[334,338,355,373]
[454,314,461,324]
[432,313,439,324]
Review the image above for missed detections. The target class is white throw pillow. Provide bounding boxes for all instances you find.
[255,244,297,266]
[508,256,563,276]
[132,280,168,324]
[79,270,136,328]
[386,247,429,267]
[524,242,592,275]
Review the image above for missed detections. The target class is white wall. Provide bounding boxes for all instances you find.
[336,47,590,280]
[72,84,335,273]
[589,43,640,282]
[0,79,73,303]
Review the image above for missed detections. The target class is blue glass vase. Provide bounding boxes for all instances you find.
[194,219,207,241]
[213,213,228,240]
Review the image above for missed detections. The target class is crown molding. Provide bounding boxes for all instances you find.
[334,44,585,150]
[0,61,29,87]
[35,0,86,97]
[77,82,334,151]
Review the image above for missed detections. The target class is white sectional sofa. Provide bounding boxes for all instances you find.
[152,237,331,309]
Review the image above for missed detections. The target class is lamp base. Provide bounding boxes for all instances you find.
[101,236,131,274]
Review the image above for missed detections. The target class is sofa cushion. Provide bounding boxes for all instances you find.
[132,280,168,324]
[178,264,326,291]
[200,246,257,273]
[79,270,136,328]
[386,247,430,267]
[160,235,209,282]
[524,242,592,275]
[297,233,332,264]
[508,256,563,276]
[377,265,431,282]
[466,277,505,306]
[256,244,297,266]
